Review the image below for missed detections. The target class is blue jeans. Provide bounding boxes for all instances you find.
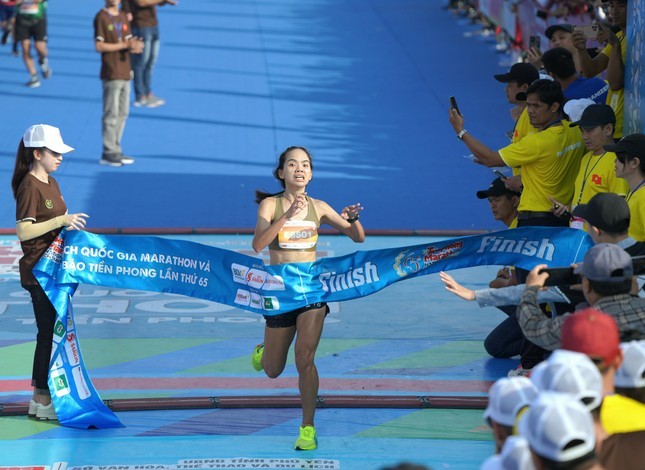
[131,25,160,100]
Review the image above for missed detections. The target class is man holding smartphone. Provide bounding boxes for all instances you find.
[449,79,584,229]
[572,0,628,139]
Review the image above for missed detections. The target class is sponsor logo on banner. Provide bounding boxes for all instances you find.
[263,274,285,291]
[65,332,80,367]
[72,365,91,399]
[250,292,263,309]
[231,263,249,284]
[246,269,267,289]
[41,234,64,264]
[51,353,64,370]
[318,261,380,292]
[51,368,71,397]
[234,289,250,306]
[394,241,463,277]
[263,296,280,310]
[53,319,65,342]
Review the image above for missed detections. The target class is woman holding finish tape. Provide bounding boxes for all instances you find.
[11,124,89,421]
[251,146,365,450]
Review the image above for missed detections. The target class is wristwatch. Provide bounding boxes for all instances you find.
[457,129,468,140]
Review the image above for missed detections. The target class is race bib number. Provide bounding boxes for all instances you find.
[278,220,318,249]
[19,0,39,14]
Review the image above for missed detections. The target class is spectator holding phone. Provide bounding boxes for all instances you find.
[518,243,645,352]
[450,79,584,229]
[572,0,628,139]
[549,103,628,227]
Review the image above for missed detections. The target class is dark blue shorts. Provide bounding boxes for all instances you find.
[0,5,16,23]
[263,302,329,328]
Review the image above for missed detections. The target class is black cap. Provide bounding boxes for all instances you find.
[494,63,539,87]
[571,104,616,128]
[476,178,521,199]
[545,24,574,39]
[572,192,630,233]
[604,133,645,157]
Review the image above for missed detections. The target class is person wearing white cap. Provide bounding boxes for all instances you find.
[480,436,536,470]
[483,377,538,453]
[520,392,603,469]
[602,339,645,434]
[10,124,89,422]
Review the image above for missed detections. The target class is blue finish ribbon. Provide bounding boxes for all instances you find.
[33,227,592,428]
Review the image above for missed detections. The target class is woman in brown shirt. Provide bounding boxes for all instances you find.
[11,124,89,421]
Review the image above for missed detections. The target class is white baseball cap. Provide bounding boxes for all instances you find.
[22,124,74,154]
[531,349,603,411]
[480,436,536,470]
[615,340,645,388]
[484,377,538,427]
[519,391,596,463]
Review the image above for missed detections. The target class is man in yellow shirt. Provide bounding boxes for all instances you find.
[449,79,585,228]
[573,0,628,139]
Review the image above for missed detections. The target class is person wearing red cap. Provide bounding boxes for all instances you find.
[561,310,645,470]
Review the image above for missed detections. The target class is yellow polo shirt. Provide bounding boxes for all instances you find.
[602,31,626,139]
[571,151,629,208]
[627,185,645,241]
[499,121,585,212]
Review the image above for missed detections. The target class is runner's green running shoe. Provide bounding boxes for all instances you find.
[294,425,317,450]
[251,343,264,371]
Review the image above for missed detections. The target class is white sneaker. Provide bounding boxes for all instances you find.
[145,95,165,108]
[40,59,51,79]
[28,399,38,417]
[507,365,533,377]
[119,155,135,164]
[26,75,40,88]
[35,402,58,421]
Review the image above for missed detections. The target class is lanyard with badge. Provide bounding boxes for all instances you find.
[570,152,607,230]
[105,9,124,42]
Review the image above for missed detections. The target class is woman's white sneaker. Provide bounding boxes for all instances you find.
[35,403,58,421]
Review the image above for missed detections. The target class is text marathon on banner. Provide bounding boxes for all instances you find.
[33,227,592,428]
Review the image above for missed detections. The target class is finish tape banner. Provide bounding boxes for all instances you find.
[33,227,592,428]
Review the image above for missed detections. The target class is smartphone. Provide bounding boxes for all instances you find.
[539,267,580,286]
[633,256,645,275]
[553,203,573,221]
[449,96,461,116]
[492,169,507,179]
[576,24,599,40]
[529,35,541,50]
[536,10,548,19]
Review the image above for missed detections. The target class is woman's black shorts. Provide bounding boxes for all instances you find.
[263,302,329,328]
